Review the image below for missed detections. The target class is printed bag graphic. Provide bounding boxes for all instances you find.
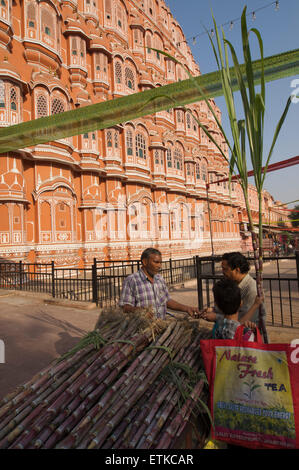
[200,326,299,449]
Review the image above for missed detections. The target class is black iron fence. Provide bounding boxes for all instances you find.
[195,253,299,328]
[0,257,197,305]
[0,253,298,328]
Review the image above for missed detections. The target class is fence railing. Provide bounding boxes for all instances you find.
[0,253,298,329]
[195,253,299,328]
[0,257,197,305]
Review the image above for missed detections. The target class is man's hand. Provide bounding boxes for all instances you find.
[185,306,201,318]
[200,307,216,322]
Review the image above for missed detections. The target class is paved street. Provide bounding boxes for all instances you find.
[0,292,99,401]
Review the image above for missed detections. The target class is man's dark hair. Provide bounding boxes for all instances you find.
[141,248,162,262]
[222,252,250,274]
[213,278,241,316]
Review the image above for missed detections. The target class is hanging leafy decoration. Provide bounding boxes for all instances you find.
[0,48,298,154]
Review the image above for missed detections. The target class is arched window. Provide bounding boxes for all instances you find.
[0,81,5,108]
[107,130,112,147]
[146,34,152,55]
[0,82,21,125]
[186,112,191,130]
[114,130,119,148]
[195,161,201,180]
[94,53,108,82]
[0,0,9,22]
[51,97,65,115]
[80,38,86,64]
[115,1,127,34]
[167,147,172,168]
[154,150,159,164]
[26,2,37,38]
[36,94,48,118]
[115,61,122,84]
[41,7,56,49]
[105,128,120,156]
[125,67,135,90]
[154,34,163,63]
[174,147,183,171]
[133,28,143,49]
[201,162,207,181]
[10,87,17,111]
[135,133,146,159]
[126,129,133,155]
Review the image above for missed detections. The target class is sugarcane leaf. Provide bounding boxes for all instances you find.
[224,38,255,154]
[154,47,233,164]
[262,96,292,186]
[241,7,256,106]
[251,28,266,107]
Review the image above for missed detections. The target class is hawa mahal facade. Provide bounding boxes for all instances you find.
[0,0,289,267]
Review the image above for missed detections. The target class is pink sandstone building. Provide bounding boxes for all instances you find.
[0,0,290,267]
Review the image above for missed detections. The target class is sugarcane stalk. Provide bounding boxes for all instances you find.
[85,337,185,448]
[140,389,180,449]
[156,380,204,447]
[0,404,33,442]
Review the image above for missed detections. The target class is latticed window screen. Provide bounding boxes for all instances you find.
[167,148,172,168]
[155,150,159,164]
[146,35,152,53]
[71,37,77,55]
[177,110,183,123]
[115,61,122,84]
[10,88,17,111]
[135,133,146,159]
[134,29,142,45]
[174,147,182,170]
[196,162,201,180]
[126,130,133,155]
[202,164,207,181]
[106,130,112,147]
[36,95,48,117]
[80,39,85,59]
[27,2,36,26]
[114,130,119,148]
[186,112,191,129]
[0,81,5,108]
[125,68,135,90]
[51,98,65,115]
[41,9,54,37]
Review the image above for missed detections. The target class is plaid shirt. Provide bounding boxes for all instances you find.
[119,269,170,319]
[213,314,254,341]
[213,314,240,340]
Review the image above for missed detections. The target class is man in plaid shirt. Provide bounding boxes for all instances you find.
[119,248,200,319]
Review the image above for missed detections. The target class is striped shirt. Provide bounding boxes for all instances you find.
[119,269,170,319]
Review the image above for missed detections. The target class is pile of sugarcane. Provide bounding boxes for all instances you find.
[0,308,212,449]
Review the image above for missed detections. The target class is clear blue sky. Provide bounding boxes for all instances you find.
[166,0,299,208]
